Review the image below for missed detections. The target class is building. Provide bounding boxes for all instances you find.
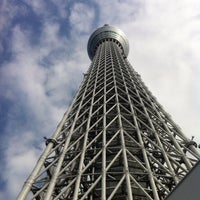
[165,160,200,200]
[17,25,200,200]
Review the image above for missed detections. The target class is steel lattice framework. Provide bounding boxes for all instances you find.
[18,25,199,200]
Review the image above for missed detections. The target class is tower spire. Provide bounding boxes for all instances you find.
[17,25,199,200]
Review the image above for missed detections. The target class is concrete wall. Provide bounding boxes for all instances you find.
[166,160,200,200]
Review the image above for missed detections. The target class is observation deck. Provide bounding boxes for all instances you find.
[87,24,129,60]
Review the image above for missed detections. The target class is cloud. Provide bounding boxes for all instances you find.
[69,2,96,34]
[51,0,71,19]
[124,0,200,141]
[94,0,144,25]
[0,0,19,33]
[0,0,95,195]
[0,131,43,199]
[23,0,46,17]
[0,13,82,199]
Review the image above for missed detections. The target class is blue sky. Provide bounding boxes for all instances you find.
[0,0,200,199]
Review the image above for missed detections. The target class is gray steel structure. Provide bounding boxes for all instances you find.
[18,25,199,200]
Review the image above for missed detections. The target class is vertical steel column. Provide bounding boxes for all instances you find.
[110,42,133,200]
[72,45,103,200]
[101,42,107,200]
[112,43,160,200]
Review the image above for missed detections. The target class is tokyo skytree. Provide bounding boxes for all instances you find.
[17,24,199,200]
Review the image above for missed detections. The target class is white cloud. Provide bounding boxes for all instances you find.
[1,131,43,199]
[23,0,46,16]
[94,0,144,26]
[0,5,93,195]
[69,2,95,33]
[123,0,200,141]
[0,0,18,33]
[51,0,70,19]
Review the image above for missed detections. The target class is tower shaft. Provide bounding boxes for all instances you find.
[18,25,199,200]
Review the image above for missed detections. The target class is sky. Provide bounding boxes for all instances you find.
[0,0,200,199]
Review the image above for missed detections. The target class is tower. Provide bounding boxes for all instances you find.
[18,25,199,200]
